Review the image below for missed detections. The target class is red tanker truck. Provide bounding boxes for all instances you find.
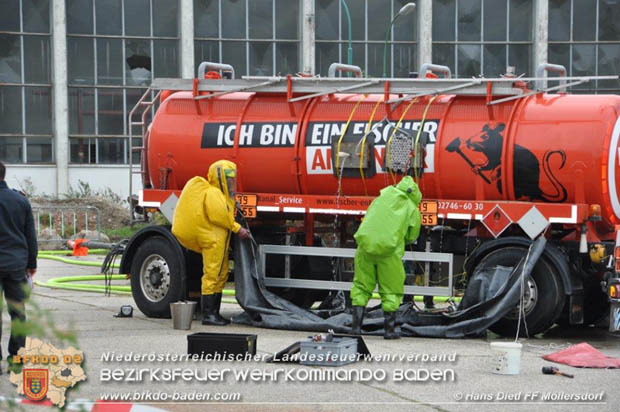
[120,62,620,337]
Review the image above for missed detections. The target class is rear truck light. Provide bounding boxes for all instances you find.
[588,204,602,221]
[615,247,620,273]
[610,283,620,300]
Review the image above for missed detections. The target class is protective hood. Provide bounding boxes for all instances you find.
[396,176,422,206]
[208,160,237,198]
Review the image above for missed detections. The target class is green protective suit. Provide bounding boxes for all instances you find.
[351,176,422,312]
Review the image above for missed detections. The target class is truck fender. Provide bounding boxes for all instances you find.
[464,236,583,296]
[120,225,186,279]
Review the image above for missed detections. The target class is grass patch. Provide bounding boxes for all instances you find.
[104,223,149,242]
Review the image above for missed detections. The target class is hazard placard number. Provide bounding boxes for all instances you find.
[236,194,257,219]
[420,201,438,226]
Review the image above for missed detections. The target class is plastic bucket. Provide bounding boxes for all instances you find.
[170,301,197,330]
[490,342,522,375]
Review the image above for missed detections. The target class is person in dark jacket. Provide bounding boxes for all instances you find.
[0,162,37,374]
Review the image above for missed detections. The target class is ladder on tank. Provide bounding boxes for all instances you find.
[127,62,618,223]
[128,89,161,224]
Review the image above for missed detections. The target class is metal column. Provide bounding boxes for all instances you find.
[52,0,69,196]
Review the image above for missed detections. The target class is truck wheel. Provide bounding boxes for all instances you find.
[130,236,185,318]
[475,247,565,337]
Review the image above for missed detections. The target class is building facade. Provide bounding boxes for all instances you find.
[0,0,618,199]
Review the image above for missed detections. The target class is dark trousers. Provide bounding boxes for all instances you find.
[0,270,28,360]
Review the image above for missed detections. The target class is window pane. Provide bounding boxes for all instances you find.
[195,0,219,38]
[222,0,246,39]
[548,0,569,41]
[352,43,366,75]
[483,44,505,77]
[598,44,620,90]
[343,0,364,41]
[572,44,595,89]
[483,0,506,41]
[126,88,150,136]
[153,0,178,37]
[275,42,298,75]
[0,0,20,31]
[394,0,417,41]
[70,137,95,164]
[509,0,531,41]
[458,0,481,41]
[124,0,150,37]
[457,44,481,77]
[572,0,596,41]
[249,0,273,39]
[249,42,273,75]
[393,43,415,78]
[432,43,455,76]
[508,44,530,77]
[23,0,49,33]
[98,88,124,135]
[27,137,52,163]
[67,37,94,84]
[221,41,246,76]
[0,137,23,163]
[23,35,50,83]
[153,40,179,78]
[368,0,390,41]
[69,87,95,134]
[433,0,455,41]
[0,34,21,83]
[97,38,123,85]
[315,42,339,76]
[548,43,570,72]
[369,42,388,77]
[125,39,152,86]
[194,40,219,75]
[98,137,125,164]
[66,0,93,34]
[95,0,122,35]
[276,0,298,39]
[599,0,620,41]
[316,0,338,40]
[25,86,52,134]
[0,86,22,133]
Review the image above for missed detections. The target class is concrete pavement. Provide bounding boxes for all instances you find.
[1,255,619,412]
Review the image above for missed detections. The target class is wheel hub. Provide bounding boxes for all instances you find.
[139,254,171,303]
[506,277,539,319]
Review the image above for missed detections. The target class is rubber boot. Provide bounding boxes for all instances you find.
[350,306,365,335]
[383,311,400,340]
[201,295,228,326]
[213,293,231,325]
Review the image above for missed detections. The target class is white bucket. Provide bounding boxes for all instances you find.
[490,342,522,375]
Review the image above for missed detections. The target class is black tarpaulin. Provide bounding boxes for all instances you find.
[232,236,547,338]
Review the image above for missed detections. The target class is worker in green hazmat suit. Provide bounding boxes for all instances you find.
[172,160,250,326]
[350,176,422,339]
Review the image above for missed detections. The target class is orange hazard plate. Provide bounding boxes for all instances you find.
[236,194,257,206]
[420,201,438,226]
[236,194,257,219]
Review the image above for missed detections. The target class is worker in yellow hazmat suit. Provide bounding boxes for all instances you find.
[172,160,250,325]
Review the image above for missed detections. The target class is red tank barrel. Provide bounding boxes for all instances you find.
[147,90,620,229]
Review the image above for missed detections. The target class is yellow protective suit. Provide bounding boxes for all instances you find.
[172,160,241,295]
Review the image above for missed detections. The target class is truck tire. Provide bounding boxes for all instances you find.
[475,247,565,337]
[130,236,185,318]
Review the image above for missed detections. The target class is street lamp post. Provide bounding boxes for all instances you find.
[382,2,416,78]
[341,0,353,74]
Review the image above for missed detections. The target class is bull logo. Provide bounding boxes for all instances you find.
[23,369,49,401]
[447,123,567,202]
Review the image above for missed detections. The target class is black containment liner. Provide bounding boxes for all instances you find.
[187,332,257,356]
